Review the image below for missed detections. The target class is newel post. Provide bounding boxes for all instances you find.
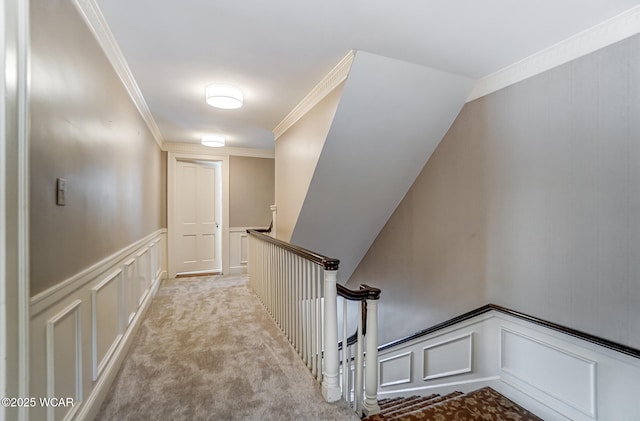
[321,268,341,402]
[363,298,381,416]
[269,205,277,238]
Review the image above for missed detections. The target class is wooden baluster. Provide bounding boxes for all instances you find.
[305,261,311,369]
[316,265,322,381]
[287,252,292,343]
[354,301,364,415]
[348,345,356,410]
[321,267,340,402]
[363,298,380,416]
[342,298,348,401]
[311,264,317,378]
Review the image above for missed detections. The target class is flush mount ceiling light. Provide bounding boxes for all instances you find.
[201,134,225,147]
[205,84,243,109]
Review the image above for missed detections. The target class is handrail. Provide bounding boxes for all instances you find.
[337,284,382,350]
[247,229,339,270]
[247,229,381,416]
[247,229,380,350]
[337,283,381,301]
[378,303,640,359]
[253,220,273,233]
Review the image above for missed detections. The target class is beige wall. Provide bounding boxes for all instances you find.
[29,0,164,296]
[229,156,274,227]
[349,34,640,348]
[274,82,345,241]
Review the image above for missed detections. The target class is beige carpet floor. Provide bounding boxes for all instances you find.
[96,274,359,421]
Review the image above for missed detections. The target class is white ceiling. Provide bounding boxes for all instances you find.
[94,0,640,150]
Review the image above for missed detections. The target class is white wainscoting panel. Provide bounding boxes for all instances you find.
[91,269,124,381]
[124,258,136,326]
[241,235,248,266]
[46,300,83,421]
[379,351,412,387]
[377,313,499,399]
[30,230,167,420]
[500,328,596,418]
[423,333,473,381]
[377,309,640,420]
[150,240,158,281]
[230,227,266,274]
[136,247,150,305]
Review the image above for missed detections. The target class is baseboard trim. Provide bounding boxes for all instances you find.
[228,266,247,275]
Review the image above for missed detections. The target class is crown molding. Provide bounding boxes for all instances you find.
[72,0,165,149]
[163,142,275,159]
[468,6,640,102]
[272,50,354,140]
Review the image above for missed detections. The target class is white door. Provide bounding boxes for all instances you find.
[175,160,222,274]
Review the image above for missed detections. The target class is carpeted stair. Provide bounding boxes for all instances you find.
[364,387,542,421]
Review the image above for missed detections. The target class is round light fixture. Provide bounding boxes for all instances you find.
[205,84,243,109]
[201,134,225,147]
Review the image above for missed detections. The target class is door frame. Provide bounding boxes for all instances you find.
[2,0,31,419]
[168,151,230,277]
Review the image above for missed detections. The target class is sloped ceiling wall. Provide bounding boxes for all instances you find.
[275,83,346,242]
[290,51,474,283]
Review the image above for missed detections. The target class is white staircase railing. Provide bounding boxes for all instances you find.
[247,230,381,416]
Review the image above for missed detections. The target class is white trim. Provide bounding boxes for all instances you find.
[468,6,640,102]
[422,332,473,381]
[0,0,6,411]
[272,50,354,140]
[168,152,230,277]
[500,327,597,418]
[163,142,274,158]
[123,258,136,326]
[17,1,30,419]
[71,0,165,148]
[379,351,413,387]
[30,229,166,316]
[377,310,640,420]
[136,247,150,305]
[229,227,262,274]
[0,2,31,418]
[30,232,167,421]
[91,270,124,381]
[45,300,83,421]
[74,266,160,421]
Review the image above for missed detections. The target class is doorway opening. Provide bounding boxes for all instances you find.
[168,152,229,278]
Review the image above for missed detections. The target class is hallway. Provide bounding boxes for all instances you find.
[96,274,358,421]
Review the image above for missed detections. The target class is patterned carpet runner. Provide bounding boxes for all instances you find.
[364,387,542,421]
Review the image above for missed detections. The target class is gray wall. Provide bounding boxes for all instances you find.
[229,156,274,227]
[348,34,640,349]
[30,0,163,296]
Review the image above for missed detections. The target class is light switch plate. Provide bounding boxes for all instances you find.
[56,178,67,206]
